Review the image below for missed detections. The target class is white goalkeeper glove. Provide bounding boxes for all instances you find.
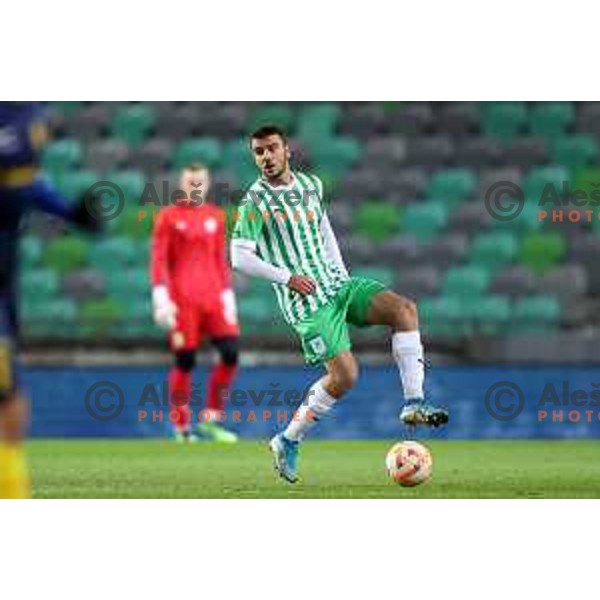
[152,286,178,330]
[221,289,238,325]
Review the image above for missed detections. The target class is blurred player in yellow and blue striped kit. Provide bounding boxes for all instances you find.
[0,102,99,498]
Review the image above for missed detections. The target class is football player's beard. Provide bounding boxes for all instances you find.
[265,158,287,181]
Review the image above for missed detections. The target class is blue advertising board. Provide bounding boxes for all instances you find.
[24,365,600,439]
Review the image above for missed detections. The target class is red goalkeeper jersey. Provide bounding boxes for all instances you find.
[150,203,231,305]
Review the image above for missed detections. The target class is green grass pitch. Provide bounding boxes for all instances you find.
[28,439,600,499]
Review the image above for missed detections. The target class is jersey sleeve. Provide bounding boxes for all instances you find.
[305,172,327,222]
[320,212,348,276]
[311,174,324,200]
[29,176,75,221]
[231,186,265,245]
[150,210,171,287]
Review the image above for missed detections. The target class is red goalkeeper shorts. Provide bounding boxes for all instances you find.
[169,290,240,351]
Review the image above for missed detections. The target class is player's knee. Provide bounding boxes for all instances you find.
[331,359,359,393]
[220,347,238,367]
[174,350,196,373]
[337,367,358,392]
[214,337,239,367]
[392,294,418,330]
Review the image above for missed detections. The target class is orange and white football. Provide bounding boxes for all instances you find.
[385,441,433,487]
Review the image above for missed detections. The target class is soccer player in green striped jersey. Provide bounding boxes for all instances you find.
[231,125,448,483]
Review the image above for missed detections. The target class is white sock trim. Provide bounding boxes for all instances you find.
[392,330,422,354]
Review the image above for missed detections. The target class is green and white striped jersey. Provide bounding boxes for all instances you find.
[231,171,348,325]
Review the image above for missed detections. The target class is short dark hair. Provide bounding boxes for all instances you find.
[249,125,288,146]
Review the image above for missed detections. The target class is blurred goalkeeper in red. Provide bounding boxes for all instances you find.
[151,164,240,443]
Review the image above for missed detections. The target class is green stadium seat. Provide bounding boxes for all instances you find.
[239,295,275,326]
[22,298,78,338]
[314,172,337,198]
[573,165,600,195]
[573,167,600,216]
[248,104,294,133]
[119,298,155,338]
[130,240,151,266]
[420,296,466,338]
[470,232,519,272]
[172,138,222,169]
[403,201,448,241]
[113,209,154,239]
[354,201,400,241]
[472,295,512,335]
[568,166,600,212]
[240,280,286,334]
[21,236,43,267]
[42,139,82,178]
[309,137,361,179]
[80,298,122,336]
[552,135,598,169]
[89,237,138,267]
[530,102,574,137]
[297,103,341,142]
[51,101,85,115]
[426,294,511,337]
[381,101,403,112]
[490,200,543,232]
[112,103,155,146]
[353,266,395,288]
[106,268,149,301]
[43,237,89,274]
[21,268,60,298]
[482,102,527,141]
[49,298,78,331]
[56,170,99,200]
[121,296,153,320]
[246,276,274,297]
[107,169,146,202]
[119,198,148,217]
[21,295,47,320]
[427,168,477,204]
[442,265,491,298]
[512,295,561,333]
[518,232,566,274]
[81,298,123,314]
[523,165,569,198]
[223,139,260,187]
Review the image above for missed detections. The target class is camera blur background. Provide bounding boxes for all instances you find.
[22,102,600,440]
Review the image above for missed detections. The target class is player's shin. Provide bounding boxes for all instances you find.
[207,362,237,418]
[391,330,425,401]
[169,367,192,433]
[283,379,337,441]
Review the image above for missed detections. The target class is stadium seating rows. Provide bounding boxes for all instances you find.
[23,101,600,341]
